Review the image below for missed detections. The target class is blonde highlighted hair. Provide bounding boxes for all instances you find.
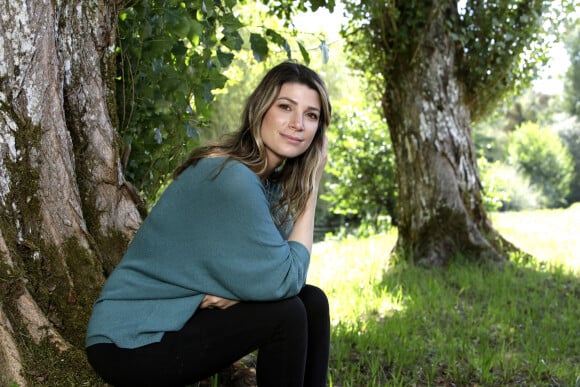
[173,61,332,225]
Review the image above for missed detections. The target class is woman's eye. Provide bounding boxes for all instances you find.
[307,112,319,120]
[279,104,291,110]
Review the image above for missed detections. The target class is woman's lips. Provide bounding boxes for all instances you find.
[281,133,304,143]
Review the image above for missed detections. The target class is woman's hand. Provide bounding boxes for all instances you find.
[200,294,239,309]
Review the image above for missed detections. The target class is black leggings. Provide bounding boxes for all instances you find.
[86,285,330,387]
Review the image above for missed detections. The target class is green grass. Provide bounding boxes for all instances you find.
[309,204,580,386]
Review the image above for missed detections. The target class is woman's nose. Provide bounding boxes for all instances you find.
[290,113,303,130]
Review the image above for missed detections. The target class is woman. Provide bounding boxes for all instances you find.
[86,61,332,387]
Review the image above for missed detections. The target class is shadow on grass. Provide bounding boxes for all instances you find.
[329,256,580,386]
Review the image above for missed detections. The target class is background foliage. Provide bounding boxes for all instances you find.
[507,122,574,208]
[323,106,397,236]
[473,13,580,211]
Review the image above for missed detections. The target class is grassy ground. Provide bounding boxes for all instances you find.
[309,204,580,386]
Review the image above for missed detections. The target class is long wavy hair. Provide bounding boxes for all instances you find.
[173,61,332,225]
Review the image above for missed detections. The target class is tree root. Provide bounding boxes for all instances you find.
[16,290,71,352]
[0,231,72,386]
[0,305,26,387]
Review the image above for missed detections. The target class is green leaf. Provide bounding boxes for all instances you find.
[172,41,187,56]
[221,31,243,51]
[217,49,235,67]
[207,71,228,89]
[266,29,291,58]
[310,0,335,12]
[188,20,203,42]
[165,11,191,38]
[250,33,269,62]
[298,41,310,64]
[222,13,244,33]
[225,0,237,9]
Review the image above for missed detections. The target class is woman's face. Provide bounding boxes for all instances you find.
[260,82,321,171]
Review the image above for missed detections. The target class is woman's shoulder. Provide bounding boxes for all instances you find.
[190,157,260,189]
[186,156,247,175]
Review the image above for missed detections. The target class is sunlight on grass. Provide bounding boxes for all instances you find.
[308,206,580,386]
[491,203,580,274]
[309,233,402,326]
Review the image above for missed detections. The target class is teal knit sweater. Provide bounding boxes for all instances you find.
[85,157,310,349]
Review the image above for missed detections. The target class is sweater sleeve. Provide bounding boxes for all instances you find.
[192,160,310,300]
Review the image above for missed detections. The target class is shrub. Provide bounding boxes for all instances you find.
[323,107,398,236]
[478,158,545,211]
[507,122,574,208]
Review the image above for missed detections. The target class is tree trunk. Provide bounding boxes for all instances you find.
[0,1,141,385]
[383,2,509,267]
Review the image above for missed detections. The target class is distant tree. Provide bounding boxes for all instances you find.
[563,26,580,117]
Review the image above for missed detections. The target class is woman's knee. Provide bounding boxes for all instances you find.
[298,285,329,315]
[272,296,308,329]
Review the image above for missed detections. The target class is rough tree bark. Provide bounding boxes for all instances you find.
[383,2,510,267]
[0,1,141,384]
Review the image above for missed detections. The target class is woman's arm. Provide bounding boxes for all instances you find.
[200,135,328,306]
